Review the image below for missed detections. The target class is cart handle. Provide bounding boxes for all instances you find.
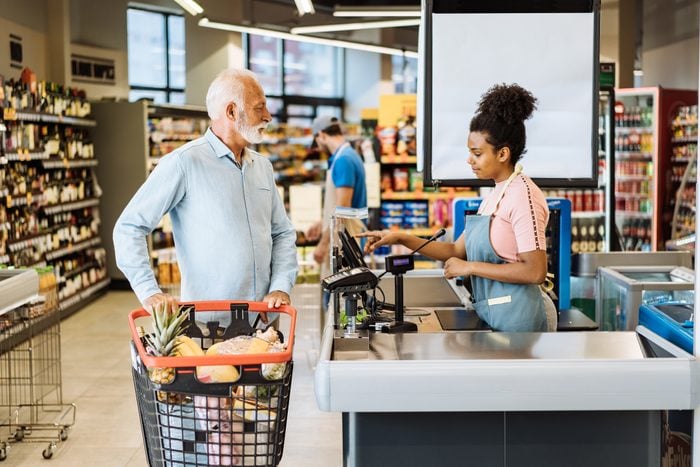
[128,300,297,368]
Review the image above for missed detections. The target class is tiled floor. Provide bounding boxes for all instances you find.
[5,289,342,466]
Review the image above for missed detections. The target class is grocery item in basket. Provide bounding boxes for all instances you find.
[145,304,189,385]
[196,343,241,383]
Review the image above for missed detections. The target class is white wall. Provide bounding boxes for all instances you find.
[185,17,243,106]
[69,43,129,99]
[642,37,699,89]
[0,15,47,79]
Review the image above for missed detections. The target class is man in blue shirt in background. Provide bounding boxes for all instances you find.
[307,116,367,293]
[114,68,298,321]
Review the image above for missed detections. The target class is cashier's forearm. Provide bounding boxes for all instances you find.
[468,259,546,285]
[395,233,462,262]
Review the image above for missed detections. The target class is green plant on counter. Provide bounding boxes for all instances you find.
[339,309,369,328]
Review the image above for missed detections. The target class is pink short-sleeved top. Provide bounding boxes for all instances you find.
[476,173,549,263]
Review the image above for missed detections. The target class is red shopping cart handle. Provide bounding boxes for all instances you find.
[129,300,296,368]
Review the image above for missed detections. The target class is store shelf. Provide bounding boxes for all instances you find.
[45,237,101,261]
[381,155,418,164]
[615,126,653,134]
[382,191,456,201]
[617,211,653,219]
[572,211,606,219]
[615,192,650,199]
[41,158,98,169]
[615,174,651,181]
[59,277,110,319]
[3,151,49,162]
[671,136,698,144]
[42,198,100,215]
[616,151,653,160]
[5,110,96,127]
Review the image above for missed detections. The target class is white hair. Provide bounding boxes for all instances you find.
[205,68,260,120]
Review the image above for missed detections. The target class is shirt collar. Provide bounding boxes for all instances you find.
[205,128,252,165]
[328,141,349,165]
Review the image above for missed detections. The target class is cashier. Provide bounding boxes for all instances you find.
[358,83,556,332]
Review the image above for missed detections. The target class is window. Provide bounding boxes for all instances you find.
[246,35,344,123]
[127,7,186,104]
[392,55,418,94]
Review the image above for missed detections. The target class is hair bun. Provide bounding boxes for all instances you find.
[476,83,537,125]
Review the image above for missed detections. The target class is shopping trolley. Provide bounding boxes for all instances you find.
[129,301,296,467]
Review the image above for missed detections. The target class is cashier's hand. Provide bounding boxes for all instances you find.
[443,257,472,280]
[260,290,291,324]
[143,293,179,315]
[356,230,397,253]
[306,221,323,241]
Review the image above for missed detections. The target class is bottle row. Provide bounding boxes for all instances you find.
[620,218,653,252]
[614,131,654,154]
[614,106,653,128]
[0,207,100,263]
[615,196,652,214]
[1,165,95,204]
[382,167,423,192]
[672,105,698,126]
[674,185,696,206]
[571,217,606,254]
[671,164,696,183]
[155,248,181,287]
[671,143,697,161]
[3,122,95,158]
[1,75,91,118]
[614,179,650,196]
[58,248,108,301]
[543,189,604,213]
[615,160,653,177]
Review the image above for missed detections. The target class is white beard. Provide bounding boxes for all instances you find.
[238,113,267,144]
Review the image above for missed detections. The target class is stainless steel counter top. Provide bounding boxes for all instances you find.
[366,331,646,361]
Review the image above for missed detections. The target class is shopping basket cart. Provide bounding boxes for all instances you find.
[129,301,296,467]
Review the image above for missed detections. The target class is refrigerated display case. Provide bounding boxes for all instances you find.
[614,87,697,251]
[597,265,694,331]
[669,105,698,245]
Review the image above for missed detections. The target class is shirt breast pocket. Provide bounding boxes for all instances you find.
[256,186,272,212]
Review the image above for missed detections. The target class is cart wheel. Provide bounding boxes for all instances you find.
[13,428,24,442]
[42,444,55,459]
[59,429,69,441]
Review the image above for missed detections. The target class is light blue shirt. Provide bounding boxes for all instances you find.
[114,128,298,305]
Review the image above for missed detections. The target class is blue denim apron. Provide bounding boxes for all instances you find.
[464,166,548,332]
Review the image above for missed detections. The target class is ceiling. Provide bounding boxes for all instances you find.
[198,0,421,51]
[196,0,619,53]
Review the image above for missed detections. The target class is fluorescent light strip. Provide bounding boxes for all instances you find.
[333,7,421,18]
[294,0,315,16]
[173,0,203,16]
[198,18,418,58]
[291,19,420,34]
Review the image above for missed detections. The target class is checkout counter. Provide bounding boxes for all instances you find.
[314,271,698,467]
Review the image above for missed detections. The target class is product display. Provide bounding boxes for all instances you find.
[669,105,698,244]
[614,87,697,251]
[91,102,209,295]
[0,72,108,314]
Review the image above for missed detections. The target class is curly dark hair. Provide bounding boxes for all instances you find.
[469,83,538,165]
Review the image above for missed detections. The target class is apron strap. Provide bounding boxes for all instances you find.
[478,163,523,216]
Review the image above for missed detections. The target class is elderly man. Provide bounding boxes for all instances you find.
[114,68,297,320]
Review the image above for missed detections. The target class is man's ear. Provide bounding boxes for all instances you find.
[226,102,237,121]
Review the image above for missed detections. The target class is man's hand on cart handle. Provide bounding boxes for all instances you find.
[260,290,291,323]
[143,293,179,315]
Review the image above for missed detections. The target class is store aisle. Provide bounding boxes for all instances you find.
[8,290,341,466]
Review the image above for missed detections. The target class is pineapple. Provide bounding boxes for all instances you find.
[144,302,189,386]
